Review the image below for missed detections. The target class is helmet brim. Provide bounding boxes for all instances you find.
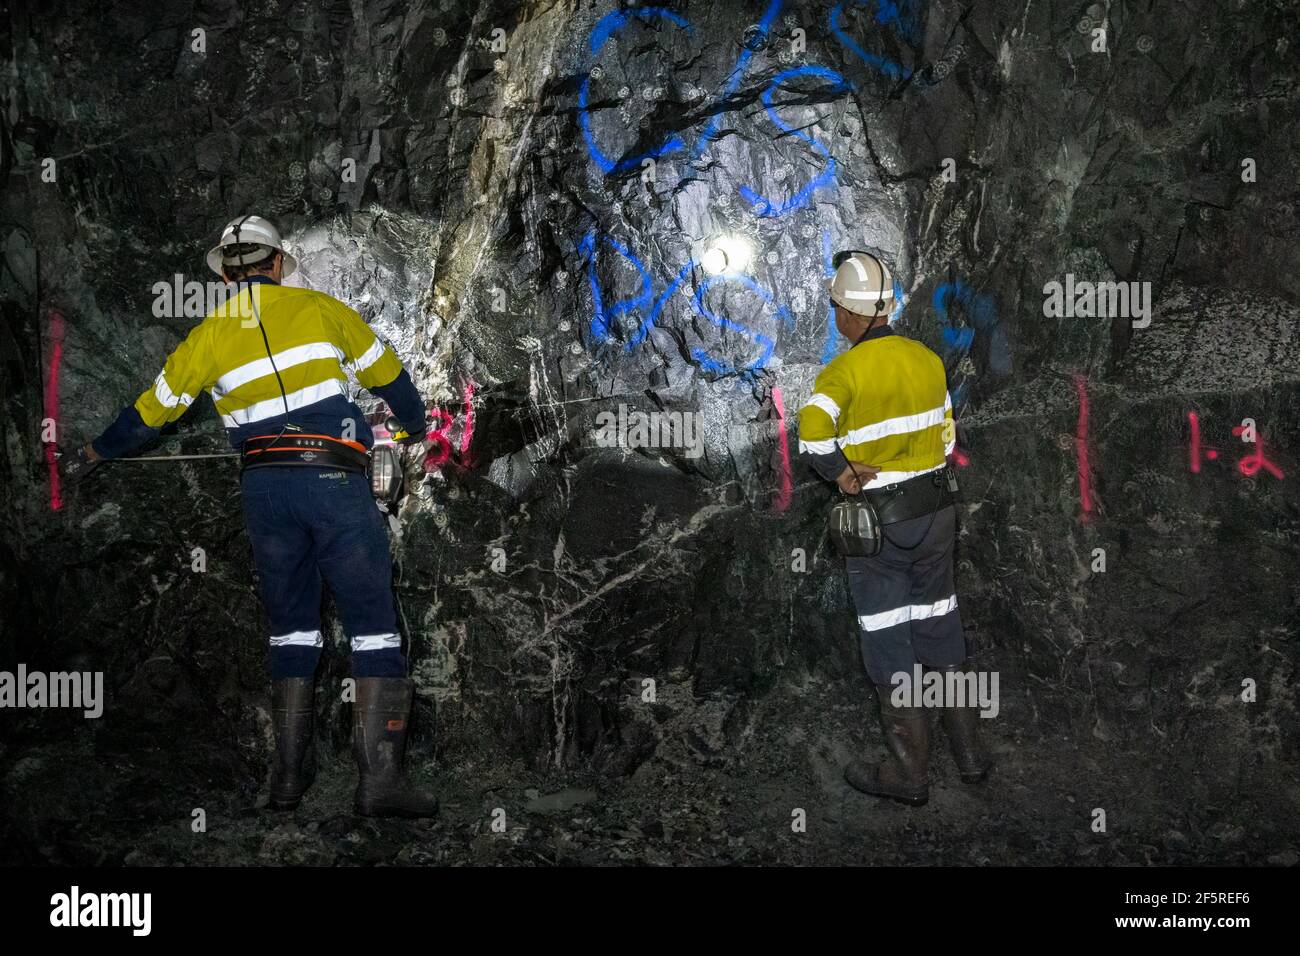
[206,245,297,279]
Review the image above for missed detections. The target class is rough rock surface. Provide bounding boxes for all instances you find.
[1,0,1297,865]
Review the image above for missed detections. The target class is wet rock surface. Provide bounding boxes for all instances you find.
[1,0,1298,864]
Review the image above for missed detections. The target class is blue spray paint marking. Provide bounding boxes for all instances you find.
[581,2,783,175]
[587,7,691,54]
[873,0,924,43]
[691,0,786,157]
[579,230,690,350]
[934,279,996,354]
[581,231,653,341]
[829,0,913,81]
[581,228,793,372]
[934,278,1006,409]
[738,66,849,217]
[691,273,792,376]
[626,261,694,350]
[580,9,693,174]
[691,345,776,378]
[888,277,906,325]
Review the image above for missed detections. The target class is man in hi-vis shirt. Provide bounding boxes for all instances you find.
[63,215,438,818]
[799,251,993,807]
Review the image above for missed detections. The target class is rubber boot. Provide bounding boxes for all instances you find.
[937,663,995,783]
[844,684,930,806]
[269,677,317,810]
[353,677,439,818]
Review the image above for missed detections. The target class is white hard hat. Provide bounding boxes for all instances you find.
[827,251,894,316]
[205,214,298,278]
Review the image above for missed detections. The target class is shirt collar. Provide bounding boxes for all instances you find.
[236,275,279,287]
[854,322,895,346]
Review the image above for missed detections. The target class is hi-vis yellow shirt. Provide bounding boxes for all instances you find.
[798,328,954,489]
[133,283,404,443]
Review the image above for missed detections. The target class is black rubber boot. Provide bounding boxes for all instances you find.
[269,677,317,810]
[937,663,995,783]
[844,683,930,806]
[353,677,439,818]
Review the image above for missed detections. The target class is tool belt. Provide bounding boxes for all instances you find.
[240,433,369,475]
[865,465,960,526]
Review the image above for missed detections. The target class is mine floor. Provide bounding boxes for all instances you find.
[8,666,1295,866]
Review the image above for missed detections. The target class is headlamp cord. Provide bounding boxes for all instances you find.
[229,216,297,466]
[839,326,948,552]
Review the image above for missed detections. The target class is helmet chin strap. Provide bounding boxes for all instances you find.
[225,215,295,440]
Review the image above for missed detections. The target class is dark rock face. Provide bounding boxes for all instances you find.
[0,0,1297,865]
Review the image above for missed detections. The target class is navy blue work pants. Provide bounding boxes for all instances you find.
[240,466,405,680]
[844,504,967,686]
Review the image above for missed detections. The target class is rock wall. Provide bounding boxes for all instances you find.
[1,0,1297,863]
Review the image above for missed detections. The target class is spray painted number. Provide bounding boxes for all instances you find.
[371,381,477,473]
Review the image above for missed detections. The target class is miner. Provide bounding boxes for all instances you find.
[798,251,993,806]
[60,215,439,817]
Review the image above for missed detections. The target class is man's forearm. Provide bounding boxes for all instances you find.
[802,447,845,483]
[370,368,426,434]
[91,405,160,460]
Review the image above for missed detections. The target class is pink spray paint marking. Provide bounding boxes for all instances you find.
[373,381,476,474]
[43,311,65,511]
[1188,411,1213,473]
[1189,413,1283,480]
[770,386,792,512]
[951,447,971,468]
[1232,425,1285,480]
[420,381,477,473]
[458,381,476,464]
[1072,373,1094,523]
[422,408,455,472]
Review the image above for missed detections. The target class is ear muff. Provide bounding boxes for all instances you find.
[832,249,889,315]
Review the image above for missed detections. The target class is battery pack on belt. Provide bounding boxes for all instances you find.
[866,466,959,525]
[240,434,370,474]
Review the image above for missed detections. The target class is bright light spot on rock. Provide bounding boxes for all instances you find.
[701,235,753,275]
[701,247,728,275]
